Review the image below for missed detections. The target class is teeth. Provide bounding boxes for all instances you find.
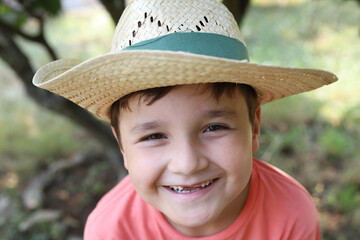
[173,186,183,191]
[201,180,212,188]
[169,179,214,193]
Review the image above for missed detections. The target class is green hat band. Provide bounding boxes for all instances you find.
[123,32,249,61]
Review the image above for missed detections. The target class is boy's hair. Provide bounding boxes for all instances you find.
[110,83,258,145]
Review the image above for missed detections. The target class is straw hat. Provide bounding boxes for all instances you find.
[33,0,337,120]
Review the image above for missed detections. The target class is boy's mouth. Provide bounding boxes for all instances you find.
[167,179,217,193]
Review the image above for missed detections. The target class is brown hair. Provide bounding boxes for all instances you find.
[110,83,258,145]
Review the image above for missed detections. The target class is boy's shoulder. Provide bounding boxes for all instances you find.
[251,158,317,214]
[252,158,314,202]
[253,158,311,195]
[243,158,320,239]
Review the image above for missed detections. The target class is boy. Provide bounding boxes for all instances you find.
[33,0,337,239]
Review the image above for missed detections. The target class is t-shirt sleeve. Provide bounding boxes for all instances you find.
[253,159,321,240]
[285,196,321,240]
[83,176,134,240]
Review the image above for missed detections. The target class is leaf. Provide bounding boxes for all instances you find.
[0,10,28,29]
[0,4,13,14]
[27,0,62,15]
[38,0,61,15]
[15,12,27,28]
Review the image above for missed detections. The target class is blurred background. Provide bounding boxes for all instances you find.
[0,0,359,239]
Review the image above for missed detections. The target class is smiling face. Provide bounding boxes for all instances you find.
[117,84,261,237]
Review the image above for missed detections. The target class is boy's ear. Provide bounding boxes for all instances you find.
[252,106,261,154]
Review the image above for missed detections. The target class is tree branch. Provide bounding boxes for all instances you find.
[0,17,58,60]
[37,16,58,60]
[0,28,127,179]
[223,0,251,26]
[98,0,126,24]
[16,0,43,19]
[0,18,37,41]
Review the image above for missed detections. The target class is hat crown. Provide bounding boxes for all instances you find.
[111,0,245,53]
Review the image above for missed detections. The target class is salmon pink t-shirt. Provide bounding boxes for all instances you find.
[84,158,320,240]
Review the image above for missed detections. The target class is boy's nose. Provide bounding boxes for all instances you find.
[167,137,209,175]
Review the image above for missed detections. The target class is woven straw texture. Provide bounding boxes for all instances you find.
[111,0,244,52]
[33,0,337,120]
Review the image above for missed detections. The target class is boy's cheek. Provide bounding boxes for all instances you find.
[121,149,153,174]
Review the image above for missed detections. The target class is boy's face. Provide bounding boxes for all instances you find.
[118,84,261,237]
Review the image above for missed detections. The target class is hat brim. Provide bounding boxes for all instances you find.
[33,50,337,120]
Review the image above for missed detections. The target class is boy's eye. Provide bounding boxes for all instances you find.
[141,133,165,141]
[204,124,228,132]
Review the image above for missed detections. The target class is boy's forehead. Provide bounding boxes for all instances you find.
[126,83,245,106]
[121,84,247,115]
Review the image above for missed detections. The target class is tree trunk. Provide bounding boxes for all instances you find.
[0,29,127,179]
[223,0,251,26]
[98,0,126,24]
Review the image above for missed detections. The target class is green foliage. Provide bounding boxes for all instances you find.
[0,3,11,13]
[342,105,360,134]
[27,0,61,15]
[244,0,360,122]
[0,197,25,240]
[0,5,27,28]
[0,0,61,28]
[319,127,353,159]
[348,0,360,6]
[261,95,323,127]
[328,184,360,214]
[0,96,100,181]
[0,205,66,240]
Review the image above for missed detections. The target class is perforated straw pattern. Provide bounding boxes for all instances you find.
[32,0,338,120]
[111,0,245,52]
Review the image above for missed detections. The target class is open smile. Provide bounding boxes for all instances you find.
[166,179,218,194]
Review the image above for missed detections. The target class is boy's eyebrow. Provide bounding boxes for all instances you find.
[130,120,162,133]
[130,110,237,133]
[204,110,238,119]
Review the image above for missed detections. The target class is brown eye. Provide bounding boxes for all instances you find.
[205,125,227,132]
[141,133,165,141]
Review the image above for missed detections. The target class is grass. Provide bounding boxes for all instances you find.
[0,97,100,184]
[243,0,360,123]
[0,0,360,239]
